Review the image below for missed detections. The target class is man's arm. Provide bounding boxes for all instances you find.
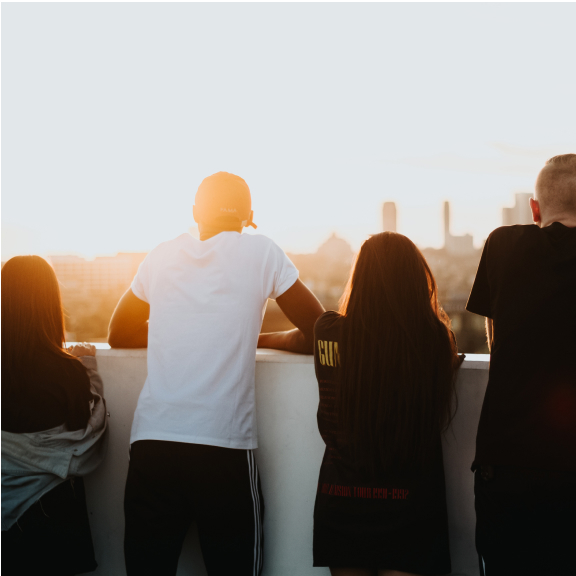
[108,289,150,348]
[258,279,325,354]
[486,317,494,352]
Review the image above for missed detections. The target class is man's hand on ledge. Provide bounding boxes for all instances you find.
[258,330,313,355]
[108,289,149,349]
[258,279,325,355]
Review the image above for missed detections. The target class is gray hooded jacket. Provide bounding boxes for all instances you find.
[1,355,109,531]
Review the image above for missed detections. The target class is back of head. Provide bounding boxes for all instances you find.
[1,256,70,383]
[337,233,459,474]
[535,154,576,219]
[194,172,256,231]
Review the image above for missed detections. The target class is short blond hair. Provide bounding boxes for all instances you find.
[535,154,576,216]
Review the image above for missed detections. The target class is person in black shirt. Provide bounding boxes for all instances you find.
[466,154,576,576]
[313,232,463,576]
[1,255,102,575]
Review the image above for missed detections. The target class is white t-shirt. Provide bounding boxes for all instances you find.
[129,232,299,449]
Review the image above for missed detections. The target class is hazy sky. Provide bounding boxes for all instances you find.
[2,3,576,260]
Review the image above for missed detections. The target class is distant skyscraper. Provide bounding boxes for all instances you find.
[502,192,533,226]
[382,202,397,233]
[443,201,475,255]
[444,201,450,241]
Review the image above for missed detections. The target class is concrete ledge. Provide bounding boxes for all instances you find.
[89,344,490,369]
[78,345,488,575]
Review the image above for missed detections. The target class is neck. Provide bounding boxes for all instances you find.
[539,215,576,229]
[198,223,242,241]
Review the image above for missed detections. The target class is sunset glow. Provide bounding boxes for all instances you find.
[2,3,575,261]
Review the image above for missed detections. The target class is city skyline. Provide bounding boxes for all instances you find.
[31,205,489,351]
[5,193,533,266]
[3,188,539,262]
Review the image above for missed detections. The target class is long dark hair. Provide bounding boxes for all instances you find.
[1,255,78,395]
[336,233,460,474]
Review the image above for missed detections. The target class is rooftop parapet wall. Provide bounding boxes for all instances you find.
[85,348,489,576]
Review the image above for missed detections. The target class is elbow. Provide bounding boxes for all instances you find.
[299,330,316,355]
[107,332,122,349]
[108,323,148,349]
[107,323,125,349]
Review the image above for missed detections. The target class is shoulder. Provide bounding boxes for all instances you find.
[239,233,281,252]
[238,234,293,266]
[487,224,539,244]
[483,225,541,257]
[138,235,193,273]
[314,311,343,338]
[149,234,192,257]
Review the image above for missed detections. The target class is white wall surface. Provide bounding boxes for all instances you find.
[84,348,489,576]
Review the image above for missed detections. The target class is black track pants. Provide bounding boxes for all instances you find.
[124,440,264,576]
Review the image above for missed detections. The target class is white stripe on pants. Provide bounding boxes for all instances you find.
[247,450,263,576]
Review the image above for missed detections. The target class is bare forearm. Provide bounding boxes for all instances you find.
[108,289,150,349]
[486,318,493,352]
[108,322,148,348]
[258,328,313,354]
[261,280,324,354]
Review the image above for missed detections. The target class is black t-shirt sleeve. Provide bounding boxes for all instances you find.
[313,311,340,377]
[466,235,493,319]
[314,312,329,377]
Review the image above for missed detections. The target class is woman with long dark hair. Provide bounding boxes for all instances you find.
[312,233,462,576]
[1,255,108,575]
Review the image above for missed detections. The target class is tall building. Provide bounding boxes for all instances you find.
[444,201,450,241]
[443,201,475,255]
[502,192,533,226]
[382,202,397,233]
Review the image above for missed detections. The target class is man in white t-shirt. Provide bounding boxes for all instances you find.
[108,172,325,576]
